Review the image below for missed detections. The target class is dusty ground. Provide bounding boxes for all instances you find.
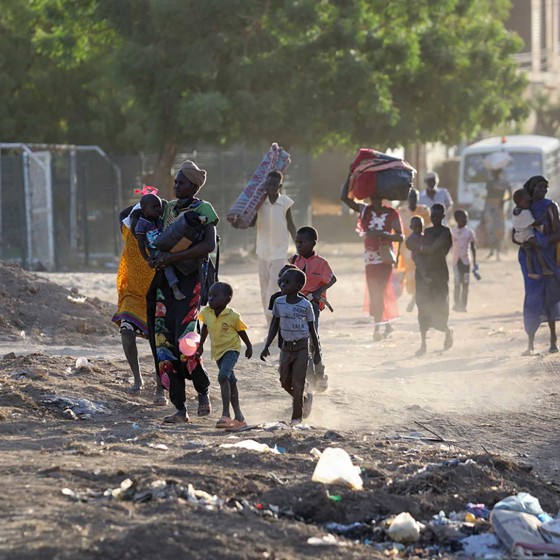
[1,242,559,558]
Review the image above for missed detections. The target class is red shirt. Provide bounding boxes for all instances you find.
[291,253,334,308]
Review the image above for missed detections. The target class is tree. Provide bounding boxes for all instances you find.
[5,0,527,187]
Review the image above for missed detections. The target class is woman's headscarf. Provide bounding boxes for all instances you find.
[178,160,207,188]
[523,175,548,196]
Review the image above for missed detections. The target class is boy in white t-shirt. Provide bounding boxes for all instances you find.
[255,170,297,321]
[512,189,552,279]
[451,210,477,312]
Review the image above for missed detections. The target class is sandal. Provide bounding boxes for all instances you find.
[225,419,248,431]
[197,394,212,417]
[215,416,235,429]
[163,410,189,424]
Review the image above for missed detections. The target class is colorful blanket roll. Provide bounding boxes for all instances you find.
[227,143,291,229]
[349,148,416,201]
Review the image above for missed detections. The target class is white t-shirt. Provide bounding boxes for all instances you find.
[512,208,535,243]
[255,194,294,261]
[451,225,476,265]
[418,187,453,211]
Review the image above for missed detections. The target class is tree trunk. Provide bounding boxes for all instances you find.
[152,142,179,199]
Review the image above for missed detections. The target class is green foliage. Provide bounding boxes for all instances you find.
[0,0,527,154]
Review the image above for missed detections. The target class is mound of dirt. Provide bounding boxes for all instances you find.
[2,352,560,558]
[0,262,115,344]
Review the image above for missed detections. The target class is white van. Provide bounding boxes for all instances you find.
[458,135,560,218]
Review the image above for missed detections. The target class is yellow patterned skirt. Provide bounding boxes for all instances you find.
[112,226,155,336]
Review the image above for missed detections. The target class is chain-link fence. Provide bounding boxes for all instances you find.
[0,144,311,270]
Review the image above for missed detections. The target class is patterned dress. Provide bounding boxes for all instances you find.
[357,204,402,325]
[112,222,154,336]
[146,197,219,411]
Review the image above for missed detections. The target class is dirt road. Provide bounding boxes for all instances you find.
[1,243,559,558]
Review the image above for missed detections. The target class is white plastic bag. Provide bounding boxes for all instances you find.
[219,439,280,454]
[386,512,424,543]
[311,447,363,490]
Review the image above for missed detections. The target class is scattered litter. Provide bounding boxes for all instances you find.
[62,408,79,421]
[415,457,475,475]
[327,492,342,502]
[309,447,322,459]
[147,443,169,451]
[324,521,368,534]
[386,512,424,544]
[8,367,45,380]
[67,294,87,304]
[466,502,490,520]
[541,519,560,539]
[61,478,225,510]
[491,509,560,556]
[219,439,281,454]
[312,447,363,490]
[461,533,505,558]
[307,533,348,547]
[186,484,224,509]
[268,472,286,485]
[74,357,90,370]
[42,395,110,418]
[493,492,552,522]
[292,423,313,430]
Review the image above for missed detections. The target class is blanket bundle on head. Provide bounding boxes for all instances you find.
[227,143,291,229]
[349,148,416,201]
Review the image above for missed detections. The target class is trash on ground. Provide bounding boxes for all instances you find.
[219,439,281,454]
[324,521,369,534]
[186,483,224,509]
[147,443,169,451]
[74,357,90,370]
[307,533,348,547]
[460,533,505,558]
[491,509,560,556]
[493,492,553,522]
[311,447,363,490]
[42,395,110,418]
[386,512,425,544]
[466,502,490,520]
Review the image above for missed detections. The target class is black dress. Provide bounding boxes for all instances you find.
[415,225,452,332]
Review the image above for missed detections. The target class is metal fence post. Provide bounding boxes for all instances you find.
[22,151,32,268]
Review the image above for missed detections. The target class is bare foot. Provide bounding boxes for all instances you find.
[550,344,559,354]
[443,328,453,350]
[521,348,534,356]
[130,381,143,394]
[373,330,382,342]
[153,391,168,406]
[172,285,186,300]
[415,345,426,357]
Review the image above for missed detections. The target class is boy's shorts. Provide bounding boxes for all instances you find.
[216,350,239,383]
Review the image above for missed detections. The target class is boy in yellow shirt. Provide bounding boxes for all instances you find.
[197,282,253,429]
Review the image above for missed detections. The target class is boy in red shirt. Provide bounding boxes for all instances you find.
[291,226,337,391]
